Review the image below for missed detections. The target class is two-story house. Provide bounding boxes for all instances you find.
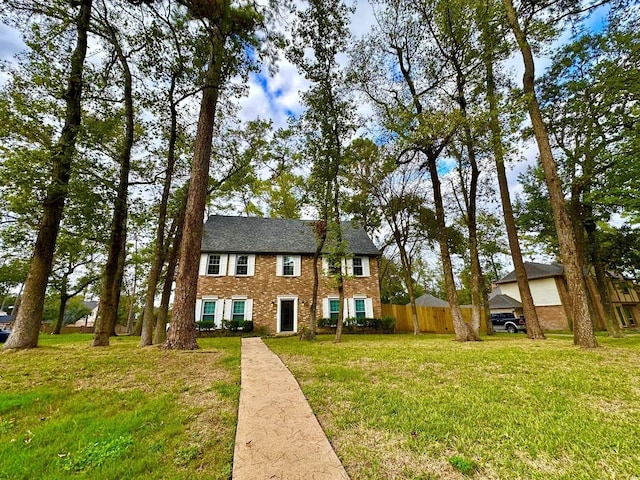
[495,262,639,330]
[196,215,382,334]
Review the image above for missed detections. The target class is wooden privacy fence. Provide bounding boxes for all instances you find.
[382,304,487,334]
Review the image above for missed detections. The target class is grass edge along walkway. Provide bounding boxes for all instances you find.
[233,337,349,480]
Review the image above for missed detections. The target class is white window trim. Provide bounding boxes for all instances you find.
[276,295,298,333]
[195,296,224,328]
[324,296,342,320]
[276,255,301,277]
[346,257,370,277]
[322,256,345,276]
[228,254,255,276]
[228,297,253,323]
[201,254,228,276]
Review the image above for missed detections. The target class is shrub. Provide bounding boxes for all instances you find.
[364,317,381,329]
[317,318,336,328]
[380,315,396,330]
[344,317,357,328]
[222,320,240,332]
[242,320,254,332]
[195,320,215,331]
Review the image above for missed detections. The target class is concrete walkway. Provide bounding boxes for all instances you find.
[233,337,349,480]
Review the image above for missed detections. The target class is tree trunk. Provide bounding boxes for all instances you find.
[92,29,134,346]
[395,233,419,335]
[154,209,184,344]
[111,224,127,337]
[141,78,179,347]
[165,34,224,350]
[426,150,473,341]
[585,217,623,337]
[53,295,70,335]
[503,0,596,347]
[4,0,92,350]
[482,25,544,339]
[456,76,482,340]
[308,221,327,341]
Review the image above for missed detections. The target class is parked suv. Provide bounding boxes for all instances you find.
[0,328,10,343]
[491,313,526,333]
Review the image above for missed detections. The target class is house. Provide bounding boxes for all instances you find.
[414,293,449,307]
[196,216,382,334]
[71,300,99,328]
[494,262,639,330]
[488,291,523,318]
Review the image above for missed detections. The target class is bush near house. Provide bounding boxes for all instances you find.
[317,316,395,333]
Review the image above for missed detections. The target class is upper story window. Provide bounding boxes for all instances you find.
[328,259,341,275]
[353,257,363,276]
[236,255,249,275]
[276,255,301,277]
[283,256,294,276]
[207,255,221,275]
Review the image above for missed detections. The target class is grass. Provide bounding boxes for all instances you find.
[0,334,241,480]
[265,332,640,479]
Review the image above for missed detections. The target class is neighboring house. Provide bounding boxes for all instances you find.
[414,293,449,308]
[196,216,382,334]
[488,291,523,318]
[72,300,99,328]
[495,262,640,331]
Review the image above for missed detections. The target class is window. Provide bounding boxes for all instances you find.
[232,300,245,321]
[328,260,340,275]
[202,301,216,321]
[207,255,221,275]
[282,256,294,276]
[354,298,366,319]
[329,299,340,320]
[353,257,363,276]
[236,255,248,275]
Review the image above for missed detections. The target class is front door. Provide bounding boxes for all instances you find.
[280,300,294,332]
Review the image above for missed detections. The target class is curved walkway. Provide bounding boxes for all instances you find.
[233,337,349,480]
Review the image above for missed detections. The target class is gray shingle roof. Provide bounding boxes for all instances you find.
[495,262,564,284]
[489,294,523,309]
[414,293,449,307]
[201,216,380,256]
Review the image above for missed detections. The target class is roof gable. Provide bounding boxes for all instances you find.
[489,294,523,309]
[496,262,564,284]
[414,293,449,307]
[201,216,380,256]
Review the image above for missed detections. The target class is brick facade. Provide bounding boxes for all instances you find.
[535,305,570,331]
[197,254,381,334]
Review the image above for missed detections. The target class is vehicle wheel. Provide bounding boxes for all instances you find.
[507,324,518,334]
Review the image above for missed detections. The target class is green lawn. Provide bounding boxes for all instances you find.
[0,334,241,480]
[266,333,640,480]
[3,333,639,479]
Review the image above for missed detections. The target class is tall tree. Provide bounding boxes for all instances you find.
[478,0,545,339]
[346,139,428,335]
[351,0,478,341]
[139,2,204,347]
[537,19,640,336]
[92,0,140,347]
[166,0,271,349]
[2,0,93,349]
[502,0,598,347]
[289,0,355,342]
